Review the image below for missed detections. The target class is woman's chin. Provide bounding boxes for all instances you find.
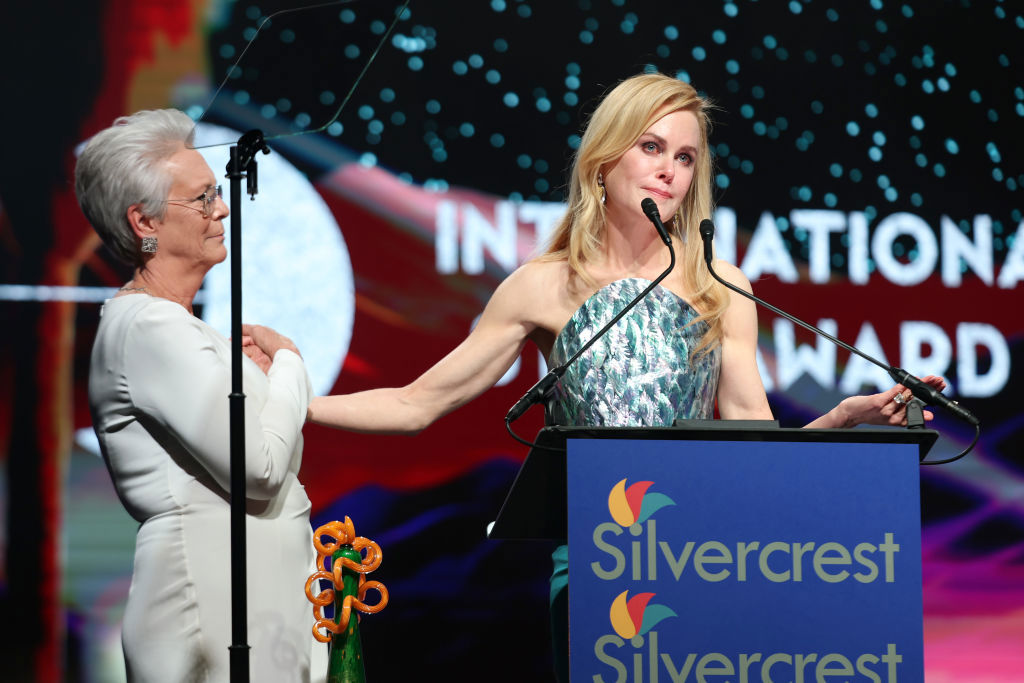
[210,243,229,265]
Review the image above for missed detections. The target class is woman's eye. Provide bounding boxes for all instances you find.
[643,142,659,152]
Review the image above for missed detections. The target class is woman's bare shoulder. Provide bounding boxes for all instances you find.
[711,259,753,293]
[502,257,572,296]
[489,258,582,342]
[520,256,571,278]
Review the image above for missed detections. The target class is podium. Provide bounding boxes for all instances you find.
[491,425,937,682]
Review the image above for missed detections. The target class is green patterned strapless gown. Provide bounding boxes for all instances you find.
[547,277,721,426]
[545,277,722,682]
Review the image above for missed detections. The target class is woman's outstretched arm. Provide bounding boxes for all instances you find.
[804,375,948,428]
[306,263,548,435]
[713,260,948,427]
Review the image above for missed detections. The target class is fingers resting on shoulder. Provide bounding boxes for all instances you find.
[240,324,301,358]
[242,341,273,374]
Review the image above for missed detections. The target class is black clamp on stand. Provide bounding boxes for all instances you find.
[905,398,927,430]
[225,129,269,683]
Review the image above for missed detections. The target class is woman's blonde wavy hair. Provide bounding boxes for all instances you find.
[541,72,728,356]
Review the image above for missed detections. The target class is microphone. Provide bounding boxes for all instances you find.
[505,370,562,423]
[697,219,979,427]
[699,218,714,266]
[641,198,673,246]
[505,201,677,422]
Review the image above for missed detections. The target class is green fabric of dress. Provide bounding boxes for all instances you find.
[545,278,722,681]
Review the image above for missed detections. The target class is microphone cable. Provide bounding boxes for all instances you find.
[919,424,980,465]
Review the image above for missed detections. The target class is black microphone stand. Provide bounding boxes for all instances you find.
[697,219,978,427]
[226,129,270,683]
[697,219,980,464]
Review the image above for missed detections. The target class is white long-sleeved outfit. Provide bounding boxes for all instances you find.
[89,294,321,682]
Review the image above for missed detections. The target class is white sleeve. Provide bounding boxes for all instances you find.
[123,301,311,499]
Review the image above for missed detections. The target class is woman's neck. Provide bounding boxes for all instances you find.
[600,212,673,278]
[126,262,203,315]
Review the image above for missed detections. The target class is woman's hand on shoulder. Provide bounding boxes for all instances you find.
[241,324,301,361]
[241,335,274,374]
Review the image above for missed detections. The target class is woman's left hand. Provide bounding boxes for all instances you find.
[242,334,273,374]
[837,375,948,427]
[241,324,301,359]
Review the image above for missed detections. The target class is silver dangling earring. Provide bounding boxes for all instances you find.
[670,215,685,242]
[141,236,158,253]
[597,173,606,204]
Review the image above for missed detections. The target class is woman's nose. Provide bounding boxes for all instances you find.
[657,159,674,182]
[211,194,230,220]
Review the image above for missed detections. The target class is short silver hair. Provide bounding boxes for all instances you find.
[75,109,196,265]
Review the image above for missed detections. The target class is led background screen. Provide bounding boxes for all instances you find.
[0,1,1021,681]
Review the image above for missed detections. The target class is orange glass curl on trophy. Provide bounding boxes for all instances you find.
[305,517,388,683]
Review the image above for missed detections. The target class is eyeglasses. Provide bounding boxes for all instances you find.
[165,185,223,218]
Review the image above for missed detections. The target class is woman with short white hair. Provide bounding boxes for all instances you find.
[77,109,321,682]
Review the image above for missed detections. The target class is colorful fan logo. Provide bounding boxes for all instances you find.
[607,478,676,527]
[609,590,677,639]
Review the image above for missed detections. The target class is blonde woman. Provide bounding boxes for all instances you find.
[301,73,942,680]
[307,73,935,433]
